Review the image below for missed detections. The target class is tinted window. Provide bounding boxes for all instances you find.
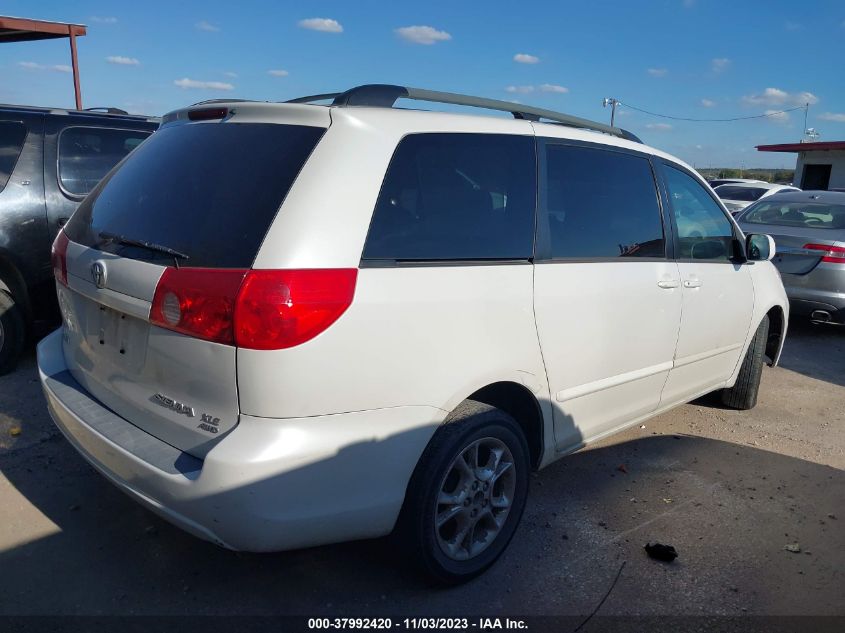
[742,200,845,230]
[664,165,735,261]
[362,133,535,261]
[713,185,767,202]
[0,121,27,192]
[58,127,152,196]
[542,145,664,259]
[65,123,325,268]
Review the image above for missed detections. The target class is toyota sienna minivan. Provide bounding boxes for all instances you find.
[39,85,788,583]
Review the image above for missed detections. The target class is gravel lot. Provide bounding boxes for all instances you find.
[0,320,842,618]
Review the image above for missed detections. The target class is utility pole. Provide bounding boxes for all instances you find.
[602,98,620,126]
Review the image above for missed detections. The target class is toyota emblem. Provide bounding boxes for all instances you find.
[91,261,107,289]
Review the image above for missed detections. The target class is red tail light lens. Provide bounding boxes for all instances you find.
[235,269,357,350]
[804,243,845,264]
[150,268,357,349]
[151,268,247,345]
[51,231,70,286]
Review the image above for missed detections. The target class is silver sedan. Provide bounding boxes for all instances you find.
[737,190,845,324]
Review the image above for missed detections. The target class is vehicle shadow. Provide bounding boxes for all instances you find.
[775,319,845,388]
[1,417,842,616]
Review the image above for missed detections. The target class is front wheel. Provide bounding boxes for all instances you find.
[399,400,530,584]
[721,315,769,410]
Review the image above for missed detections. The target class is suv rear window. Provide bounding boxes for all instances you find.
[59,127,152,196]
[362,133,536,262]
[0,121,27,193]
[713,185,767,201]
[64,122,325,268]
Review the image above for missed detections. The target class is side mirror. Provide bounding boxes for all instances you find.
[746,234,776,261]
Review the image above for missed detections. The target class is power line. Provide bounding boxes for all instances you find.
[618,101,807,122]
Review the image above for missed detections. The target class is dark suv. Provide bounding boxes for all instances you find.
[0,104,157,373]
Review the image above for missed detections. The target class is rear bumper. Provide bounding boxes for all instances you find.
[38,329,441,552]
[782,282,845,323]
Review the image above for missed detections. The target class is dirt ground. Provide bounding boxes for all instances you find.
[0,320,842,618]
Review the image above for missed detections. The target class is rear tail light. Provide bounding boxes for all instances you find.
[150,268,357,349]
[804,243,845,264]
[51,230,69,286]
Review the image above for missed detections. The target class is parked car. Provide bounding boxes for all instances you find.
[707,178,767,188]
[0,104,157,373]
[38,85,788,584]
[737,190,845,324]
[714,182,800,215]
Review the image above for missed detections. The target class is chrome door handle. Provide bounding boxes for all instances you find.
[683,279,703,288]
[657,279,680,289]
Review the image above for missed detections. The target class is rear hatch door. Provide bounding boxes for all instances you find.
[59,113,326,458]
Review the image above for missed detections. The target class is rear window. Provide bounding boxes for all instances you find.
[59,127,153,196]
[742,201,845,230]
[64,122,325,268]
[362,133,536,262]
[714,185,767,202]
[0,121,27,193]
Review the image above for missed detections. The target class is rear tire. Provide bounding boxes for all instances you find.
[0,291,25,376]
[398,400,530,585]
[721,315,769,410]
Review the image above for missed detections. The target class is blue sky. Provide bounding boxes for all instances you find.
[2,0,844,168]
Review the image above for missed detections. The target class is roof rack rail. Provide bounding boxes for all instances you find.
[285,84,642,143]
[84,107,129,115]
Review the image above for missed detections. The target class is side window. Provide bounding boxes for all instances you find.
[0,121,27,193]
[663,164,735,261]
[58,127,151,197]
[362,133,536,261]
[542,144,665,259]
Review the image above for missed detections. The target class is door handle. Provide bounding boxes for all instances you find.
[657,279,680,289]
[683,279,703,288]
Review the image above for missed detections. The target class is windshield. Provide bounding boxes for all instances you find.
[64,122,325,268]
[714,185,768,202]
[741,200,845,230]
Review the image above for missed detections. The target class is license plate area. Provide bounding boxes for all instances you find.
[84,302,150,369]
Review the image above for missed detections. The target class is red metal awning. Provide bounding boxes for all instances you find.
[0,15,87,109]
[757,141,845,153]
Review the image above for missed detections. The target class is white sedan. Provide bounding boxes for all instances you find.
[714,182,800,215]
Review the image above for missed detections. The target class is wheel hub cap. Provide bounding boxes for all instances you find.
[434,437,516,561]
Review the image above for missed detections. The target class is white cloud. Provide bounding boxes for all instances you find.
[711,57,731,73]
[223,71,238,78]
[395,25,452,45]
[173,78,234,90]
[700,98,716,107]
[514,53,539,64]
[785,21,803,31]
[819,112,845,122]
[195,20,220,32]
[539,84,568,93]
[646,123,673,131]
[90,16,117,24]
[742,87,818,106]
[765,109,790,124]
[106,56,140,66]
[505,85,535,94]
[267,69,289,77]
[298,18,343,33]
[18,61,71,72]
[647,68,667,77]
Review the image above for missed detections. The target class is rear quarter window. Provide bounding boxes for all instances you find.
[362,133,536,262]
[0,121,27,193]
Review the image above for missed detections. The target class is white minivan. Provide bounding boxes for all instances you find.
[39,85,788,583]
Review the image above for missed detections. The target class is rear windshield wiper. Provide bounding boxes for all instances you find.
[99,231,189,267]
